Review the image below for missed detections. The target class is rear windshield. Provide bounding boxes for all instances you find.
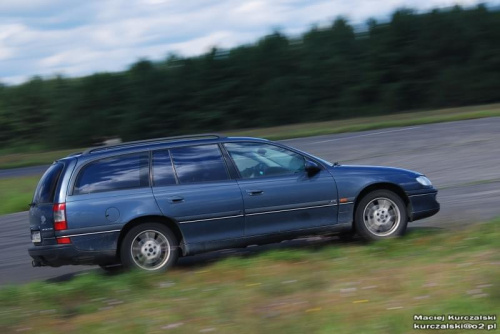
[33,163,64,204]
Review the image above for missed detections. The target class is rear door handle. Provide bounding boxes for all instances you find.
[168,196,184,203]
[246,189,264,196]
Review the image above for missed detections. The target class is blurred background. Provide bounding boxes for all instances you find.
[1,1,500,149]
[1,1,500,333]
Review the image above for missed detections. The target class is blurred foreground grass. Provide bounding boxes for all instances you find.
[1,219,498,333]
[0,176,39,215]
[1,103,500,170]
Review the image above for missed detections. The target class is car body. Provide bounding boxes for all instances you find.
[28,134,439,271]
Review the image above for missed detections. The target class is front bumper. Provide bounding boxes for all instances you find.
[408,190,440,221]
[29,244,116,267]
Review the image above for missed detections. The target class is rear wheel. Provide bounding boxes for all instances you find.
[355,190,408,241]
[120,223,179,272]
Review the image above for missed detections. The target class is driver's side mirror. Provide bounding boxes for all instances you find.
[304,160,321,176]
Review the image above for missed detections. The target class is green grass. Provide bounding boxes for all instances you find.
[1,103,500,170]
[1,219,498,334]
[0,176,39,215]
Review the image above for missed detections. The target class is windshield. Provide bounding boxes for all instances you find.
[313,156,334,167]
[287,146,334,167]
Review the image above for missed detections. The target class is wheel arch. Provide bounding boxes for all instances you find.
[117,215,186,258]
[353,182,410,224]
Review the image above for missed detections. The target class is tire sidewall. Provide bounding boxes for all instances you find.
[120,223,179,272]
[355,190,408,241]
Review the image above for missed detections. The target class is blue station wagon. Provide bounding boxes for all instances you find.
[28,134,440,272]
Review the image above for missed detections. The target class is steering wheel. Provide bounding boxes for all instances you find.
[254,163,268,177]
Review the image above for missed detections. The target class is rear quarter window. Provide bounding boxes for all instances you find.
[73,153,149,195]
[34,163,64,203]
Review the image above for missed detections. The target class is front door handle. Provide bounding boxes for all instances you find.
[168,196,184,203]
[246,189,264,196]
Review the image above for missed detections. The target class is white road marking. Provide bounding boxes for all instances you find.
[309,126,421,144]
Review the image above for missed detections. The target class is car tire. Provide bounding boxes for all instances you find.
[354,190,408,241]
[120,223,179,272]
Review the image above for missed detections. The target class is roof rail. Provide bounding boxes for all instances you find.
[83,134,223,154]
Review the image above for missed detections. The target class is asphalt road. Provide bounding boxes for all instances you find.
[1,117,499,285]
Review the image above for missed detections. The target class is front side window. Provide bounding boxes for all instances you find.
[224,142,306,179]
[170,145,229,184]
[74,153,149,195]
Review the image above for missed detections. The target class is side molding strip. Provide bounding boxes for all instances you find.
[59,229,121,238]
[245,203,337,216]
[179,214,244,224]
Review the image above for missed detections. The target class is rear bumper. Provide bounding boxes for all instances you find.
[408,191,440,222]
[29,244,116,267]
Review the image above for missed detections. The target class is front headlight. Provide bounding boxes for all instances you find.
[416,176,432,187]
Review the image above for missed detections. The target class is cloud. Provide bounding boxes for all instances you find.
[0,0,68,14]
[0,0,497,84]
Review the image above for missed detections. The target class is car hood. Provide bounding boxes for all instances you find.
[329,164,422,177]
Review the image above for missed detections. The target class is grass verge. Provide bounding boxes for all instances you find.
[1,219,498,333]
[1,103,500,170]
[0,176,39,215]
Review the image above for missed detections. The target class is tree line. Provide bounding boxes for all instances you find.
[1,5,499,149]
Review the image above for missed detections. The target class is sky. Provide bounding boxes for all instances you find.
[1,0,496,85]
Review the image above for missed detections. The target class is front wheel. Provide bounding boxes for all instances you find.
[120,223,179,272]
[354,190,408,241]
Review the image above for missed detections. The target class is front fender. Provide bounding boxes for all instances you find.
[329,168,418,224]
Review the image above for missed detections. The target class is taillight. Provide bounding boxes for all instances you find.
[56,237,71,244]
[53,203,67,231]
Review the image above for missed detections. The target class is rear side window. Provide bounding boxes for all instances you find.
[170,145,228,184]
[74,153,149,195]
[152,150,177,186]
[34,163,64,203]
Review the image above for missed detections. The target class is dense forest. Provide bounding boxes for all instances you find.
[1,5,499,149]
